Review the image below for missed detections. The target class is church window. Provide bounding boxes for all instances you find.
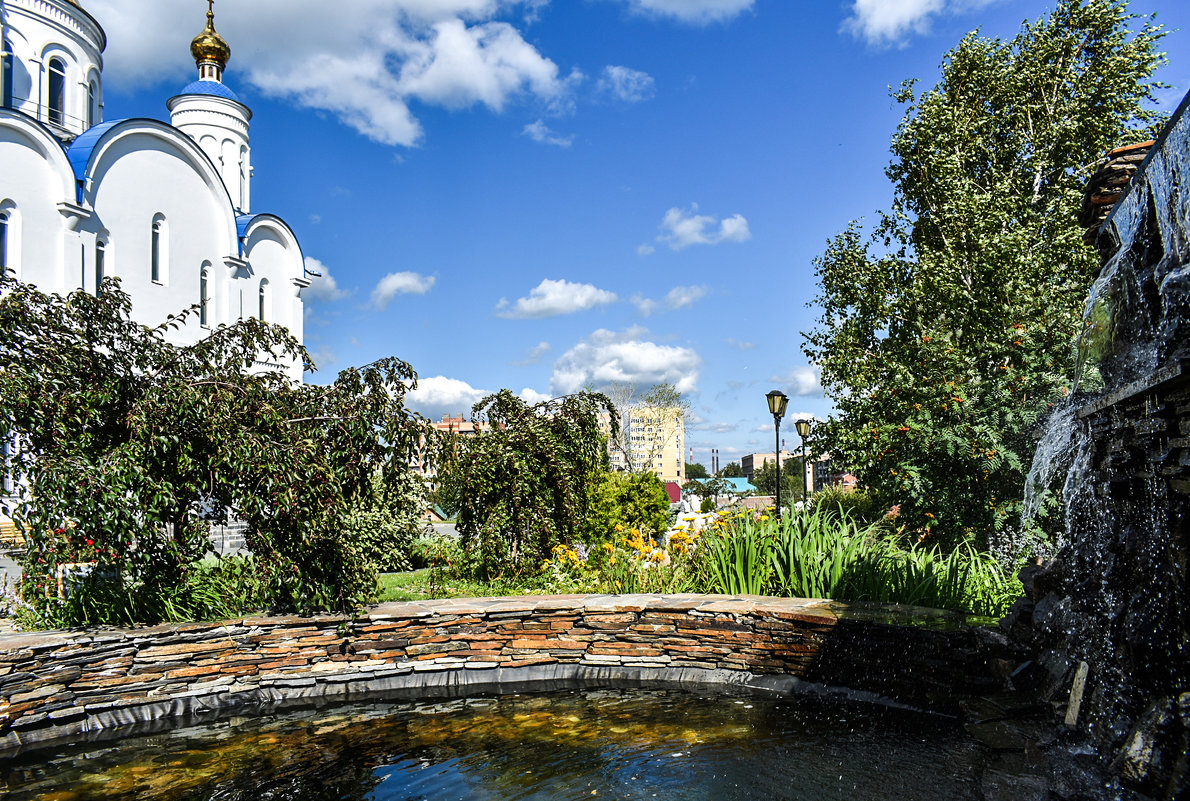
[48,57,66,125]
[2,44,13,109]
[87,81,98,127]
[150,215,166,283]
[200,267,210,327]
[258,278,270,322]
[95,240,105,293]
[0,211,7,273]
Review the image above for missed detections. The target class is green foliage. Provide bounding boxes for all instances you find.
[341,471,430,575]
[452,389,614,579]
[803,0,1167,548]
[718,462,743,478]
[750,457,803,503]
[0,275,434,625]
[701,509,1020,617]
[699,497,716,513]
[583,471,671,543]
[685,462,709,480]
[702,520,772,595]
[809,486,886,527]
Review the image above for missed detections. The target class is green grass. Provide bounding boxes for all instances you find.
[375,569,547,602]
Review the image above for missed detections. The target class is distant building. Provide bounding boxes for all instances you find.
[416,414,491,493]
[740,450,794,483]
[601,406,685,482]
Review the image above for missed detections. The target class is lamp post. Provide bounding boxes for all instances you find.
[766,390,789,520]
[795,418,811,504]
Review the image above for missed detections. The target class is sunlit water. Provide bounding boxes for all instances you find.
[0,689,1003,801]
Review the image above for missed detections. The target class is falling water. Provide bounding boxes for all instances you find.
[1011,97,1190,800]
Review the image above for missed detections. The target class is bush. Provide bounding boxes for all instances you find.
[453,390,613,579]
[0,276,434,624]
[583,471,671,543]
[342,472,430,575]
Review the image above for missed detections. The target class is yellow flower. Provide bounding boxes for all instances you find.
[615,524,625,533]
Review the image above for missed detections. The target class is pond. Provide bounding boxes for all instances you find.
[1,688,1026,800]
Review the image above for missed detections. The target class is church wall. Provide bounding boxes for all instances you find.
[85,134,234,342]
[0,124,72,287]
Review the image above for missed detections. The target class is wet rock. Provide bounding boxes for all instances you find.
[1108,696,1181,797]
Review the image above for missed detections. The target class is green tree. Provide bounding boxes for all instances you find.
[453,389,614,578]
[0,276,435,623]
[751,457,803,502]
[583,470,671,541]
[803,0,1165,549]
[685,461,709,480]
[718,462,743,478]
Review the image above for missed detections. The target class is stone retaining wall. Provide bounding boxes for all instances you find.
[0,594,1013,755]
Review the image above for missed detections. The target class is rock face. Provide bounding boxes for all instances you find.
[1016,96,1190,800]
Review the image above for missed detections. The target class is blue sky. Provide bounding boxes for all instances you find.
[90,0,1190,465]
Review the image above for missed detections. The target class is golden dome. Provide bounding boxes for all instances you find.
[190,2,230,69]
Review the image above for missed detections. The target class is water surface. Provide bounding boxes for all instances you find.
[1,689,998,800]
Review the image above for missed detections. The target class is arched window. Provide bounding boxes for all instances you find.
[150,215,166,283]
[2,43,13,109]
[87,81,97,127]
[238,146,249,210]
[47,57,66,125]
[200,266,211,327]
[0,210,8,274]
[258,279,270,322]
[94,239,105,293]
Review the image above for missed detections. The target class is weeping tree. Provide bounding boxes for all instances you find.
[452,389,614,578]
[803,0,1166,551]
[0,274,435,623]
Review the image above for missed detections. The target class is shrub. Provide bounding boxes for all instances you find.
[0,276,434,624]
[583,471,671,543]
[453,390,613,579]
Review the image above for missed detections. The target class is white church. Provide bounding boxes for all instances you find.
[0,0,308,381]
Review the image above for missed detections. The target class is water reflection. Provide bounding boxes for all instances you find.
[1,689,992,800]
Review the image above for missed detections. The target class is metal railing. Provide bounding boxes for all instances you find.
[3,94,93,137]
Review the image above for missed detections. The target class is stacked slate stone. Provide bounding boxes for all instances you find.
[1078,141,1153,262]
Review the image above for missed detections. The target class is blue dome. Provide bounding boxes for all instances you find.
[178,80,239,101]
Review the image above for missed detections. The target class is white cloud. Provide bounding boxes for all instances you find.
[498,278,617,318]
[653,204,751,250]
[769,366,824,397]
[523,119,574,147]
[407,375,488,419]
[86,0,579,147]
[307,347,338,371]
[632,284,708,316]
[303,257,352,302]
[519,387,553,405]
[663,284,708,310]
[550,327,701,395]
[597,66,655,102]
[842,0,1000,47]
[726,337,755,350]
[371,271,436,310]
[637,243,656,256]
[620,0,755,25]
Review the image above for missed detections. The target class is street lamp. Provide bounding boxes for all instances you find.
[766,390,788,520]
[795,418,811,504]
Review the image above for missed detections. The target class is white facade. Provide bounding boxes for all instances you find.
[0,0,307,380]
